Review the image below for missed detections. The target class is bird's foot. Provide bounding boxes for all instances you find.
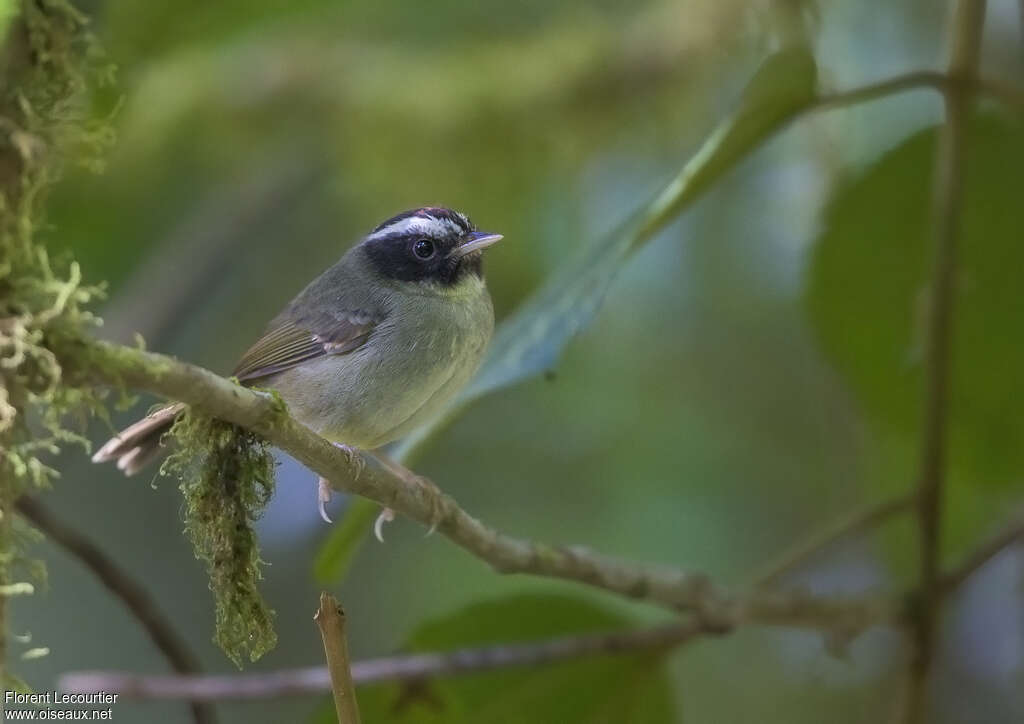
[371,468,444,541]
[317,476,333,523]
[316,442,363,524]
[410,473,444,536]
[334,442,364,479]
[374,507,395,542]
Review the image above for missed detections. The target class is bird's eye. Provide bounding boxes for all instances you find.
[412,238,435,260]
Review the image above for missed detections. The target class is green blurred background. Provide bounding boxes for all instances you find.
[11,0,1024,721]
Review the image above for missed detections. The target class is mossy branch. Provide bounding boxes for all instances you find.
[61,338,900,640]
[0,0,113,696]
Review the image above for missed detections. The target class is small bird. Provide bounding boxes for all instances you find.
[93,207,502,522]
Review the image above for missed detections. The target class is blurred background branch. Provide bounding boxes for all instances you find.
[905,1,987,721]
[60,619,719,700]
[752,493,917,588]
[14,496,215,724]
[55,514,1024,703]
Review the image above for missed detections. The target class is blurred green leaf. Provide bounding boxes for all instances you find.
[806,112,1024,563]
[353,594,677,724]
[0,0,16,40]
[3,672,32,695]
[315,45,819,583]
[458,45,818,407]
[313,497,379,584]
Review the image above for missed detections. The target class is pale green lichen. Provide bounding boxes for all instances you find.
[0,0,112,639]
[0,0,114,684]
[1,0,113,483]
[1,0,281,671]
[161,410,278,666]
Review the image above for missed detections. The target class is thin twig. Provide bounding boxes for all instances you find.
[15,496,216,724]
[809,70,1023,115]
[57,505,1024,706]
[315,593,361,724]
[939,515,1024,593]
[56,618,717,700]
[905,1,987,722]
[752,494,916,588]
[810,71,948,111]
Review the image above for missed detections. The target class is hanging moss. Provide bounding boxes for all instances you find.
[161,409,278,666]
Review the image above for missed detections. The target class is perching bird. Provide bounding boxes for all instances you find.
[93,207,502,522]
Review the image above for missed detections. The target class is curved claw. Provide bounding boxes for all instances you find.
[374,507,395,543]
[317,476,333,524]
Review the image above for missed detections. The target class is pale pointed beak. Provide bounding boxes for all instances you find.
[451,231,503,258]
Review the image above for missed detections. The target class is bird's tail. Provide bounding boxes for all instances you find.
[91,403,185,476]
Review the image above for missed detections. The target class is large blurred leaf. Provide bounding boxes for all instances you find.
[806,112,1024,562]
[312,496,379,584]
[315,46,818,583]
[0,0,16,40]
[350,594,677,723]
[457,45,817,407]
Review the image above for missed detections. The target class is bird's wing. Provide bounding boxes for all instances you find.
[232,311,378,383]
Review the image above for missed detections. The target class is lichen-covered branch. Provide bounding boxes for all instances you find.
[60,338,899,639]
[0,0,112,698]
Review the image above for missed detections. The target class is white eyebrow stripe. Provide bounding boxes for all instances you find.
[367,215,462,241]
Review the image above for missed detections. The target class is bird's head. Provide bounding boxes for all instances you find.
[360,207,503,289]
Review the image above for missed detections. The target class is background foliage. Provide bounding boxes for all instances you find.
[5,0,1023,722]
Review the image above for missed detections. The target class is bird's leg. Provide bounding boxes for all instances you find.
[317,442,363,524]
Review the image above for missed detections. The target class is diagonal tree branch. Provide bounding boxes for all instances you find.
[905,1,987,721]
[58,339,896,638]
[15,496,216,724]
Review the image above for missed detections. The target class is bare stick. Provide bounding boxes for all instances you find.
[939,516,1024,593]
[810,71,1024,114]
[16,496,216,724]
[58,507,1024,707]
[315,593,361,724]
[905,1,987,722]
[752,494,915,588]
[58,618,715,700]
